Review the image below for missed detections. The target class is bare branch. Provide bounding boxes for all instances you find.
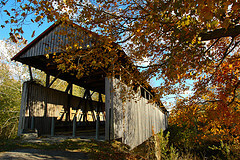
[116,35,133,44]
[204,37,221,55]
[228,80,240,106]
[136,62,167,68]
[216,36,235,68]
[1,116,19,129]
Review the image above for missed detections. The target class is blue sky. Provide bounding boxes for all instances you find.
[0,18,52,42]
[0,1,52,42]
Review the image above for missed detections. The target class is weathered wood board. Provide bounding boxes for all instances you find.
[105,78,168,149]
[19,82,105,135]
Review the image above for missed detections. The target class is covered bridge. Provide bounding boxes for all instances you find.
[12,22,168,148]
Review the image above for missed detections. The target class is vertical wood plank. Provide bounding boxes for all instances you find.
[105,77,111,141]
[51,117,55,136]
[17,82,28,136]
[96,104,99,140]
[72,115,76,137]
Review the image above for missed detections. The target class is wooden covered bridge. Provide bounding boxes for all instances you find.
[12,22,168,148]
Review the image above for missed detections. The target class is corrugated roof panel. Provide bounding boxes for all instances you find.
[20,25,93,58]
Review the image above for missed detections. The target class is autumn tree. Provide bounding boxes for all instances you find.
[0,40,24,138]
[0,63,22,138]
[1,0,240,141]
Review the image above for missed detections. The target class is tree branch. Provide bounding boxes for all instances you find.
[136,62,167,68]
[117,35,133,43]
[199,25,240,41]
[216,37,235,68]
[228,80,240,106]
[204,37,221,55]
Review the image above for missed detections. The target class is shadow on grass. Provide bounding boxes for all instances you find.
[0,138,138,160]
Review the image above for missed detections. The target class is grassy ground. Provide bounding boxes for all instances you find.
[1,132,239,160]
[0,138,140,160]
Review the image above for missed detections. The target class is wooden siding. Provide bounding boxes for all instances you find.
[20,82,104,135]
[20,25,93,58]
[106,78,168,149]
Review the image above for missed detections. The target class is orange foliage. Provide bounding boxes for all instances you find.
[1,0,240,142]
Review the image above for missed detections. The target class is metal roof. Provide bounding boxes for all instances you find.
[12,22,98,61]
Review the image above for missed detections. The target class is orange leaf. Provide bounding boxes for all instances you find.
[31,30,35,38]
[4,10,10,16]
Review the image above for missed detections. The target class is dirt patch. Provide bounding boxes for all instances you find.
[0,148,89,160]
[21,135,92,144]
[0,136,92,160]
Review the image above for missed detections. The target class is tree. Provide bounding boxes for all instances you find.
[1,0,240,141]
[170,91,240,143]
[0,40,23,138]
[0,40,29,138]
[0,63,22,139]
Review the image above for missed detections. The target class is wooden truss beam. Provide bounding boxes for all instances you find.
[47,71,61,88]
[28,66,33,81]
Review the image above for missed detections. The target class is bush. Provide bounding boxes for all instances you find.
[167,124,240,160]
[209,140,240,160]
